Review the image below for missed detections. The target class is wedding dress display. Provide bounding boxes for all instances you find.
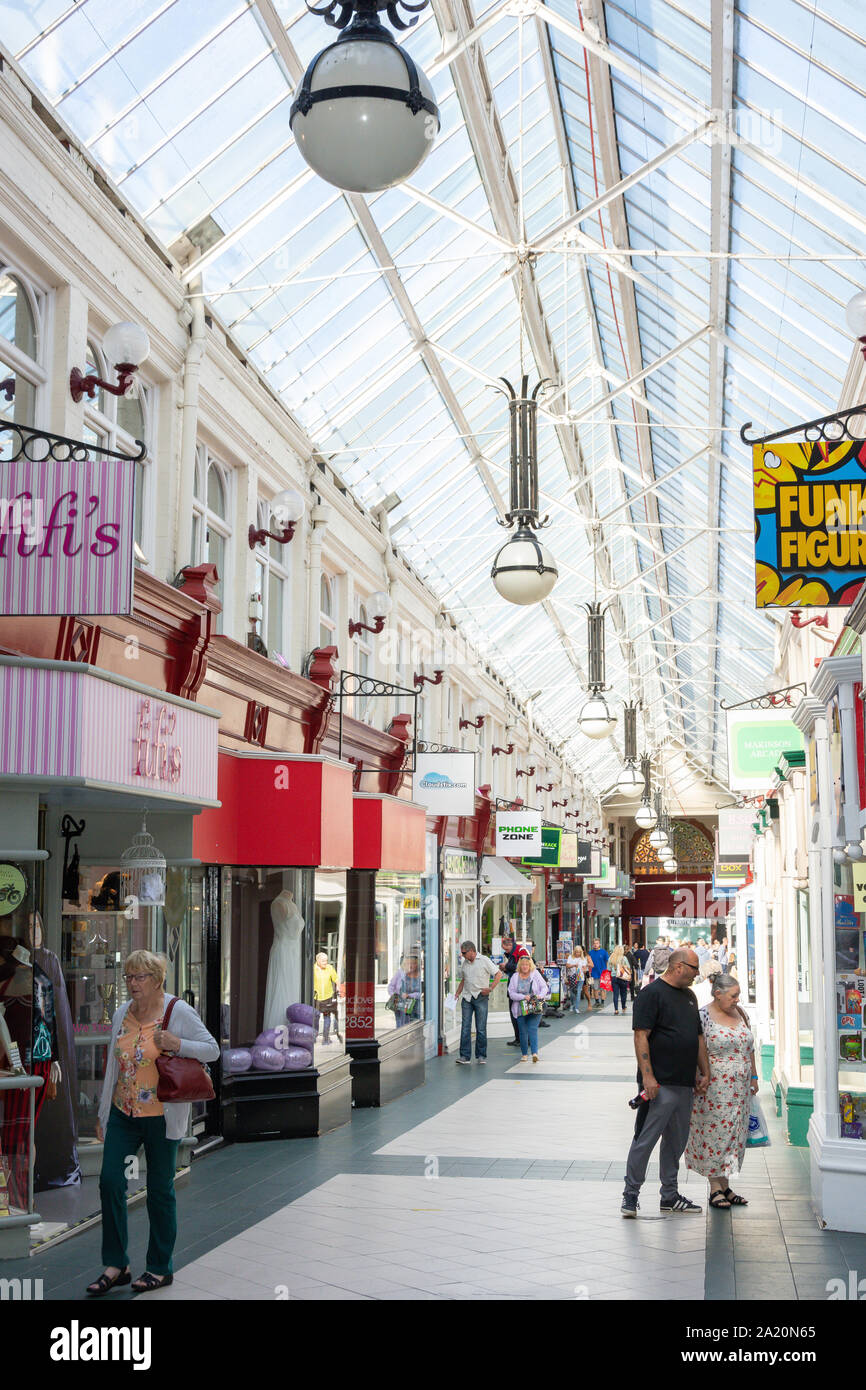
[262,889,305,1030]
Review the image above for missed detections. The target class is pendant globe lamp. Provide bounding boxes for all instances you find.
[634,755,657,830]
[290,0,440,193]
[578,602,617,739]
[616,702,643,794]
[490,376,558,605]
[648,794,668,851]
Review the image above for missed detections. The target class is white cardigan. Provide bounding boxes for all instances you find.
[98,996,220,1142]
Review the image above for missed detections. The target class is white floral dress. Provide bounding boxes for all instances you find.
[685,1006,753,1179]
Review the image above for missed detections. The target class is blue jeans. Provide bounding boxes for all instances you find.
[611,978,629,1011]
[516,1010,541,1056]
[460,994,489,1059]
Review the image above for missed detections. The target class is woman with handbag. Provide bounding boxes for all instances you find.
[387,954,422,1028]
[684,973,758,1210]
[86,950,219,1296]
[507,952,550,1063]
[608,945,632,1016]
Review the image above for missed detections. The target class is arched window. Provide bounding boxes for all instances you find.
[352,600,373,721]
[82,333,152,563]
[319,573,335,648]
[0,267,45,431]
[191,448,232,633]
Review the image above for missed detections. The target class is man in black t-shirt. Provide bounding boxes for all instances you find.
[621,948,710,1218]
[500,935,521,1046]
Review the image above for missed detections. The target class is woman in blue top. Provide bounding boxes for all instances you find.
[507,953,550,1062]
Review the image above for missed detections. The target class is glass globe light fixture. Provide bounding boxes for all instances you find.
[616,762,644,795]
[491,528,558,605]
[635,802,657,830]
[845,289,866,342]
[845,843,864,862]
[103,320,151,371]
[490,376,557,606]
[578,694,617,740]
[290,0,440,193]
[648,827,668,850]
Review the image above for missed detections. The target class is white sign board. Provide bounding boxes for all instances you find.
[725,708,804,792]
[412,752,476,815]
[717,806,755,860]
[495,811,542,855]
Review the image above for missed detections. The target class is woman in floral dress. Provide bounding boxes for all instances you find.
[685,973,759,1209]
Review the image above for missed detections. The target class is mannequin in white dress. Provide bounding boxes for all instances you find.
[263,889,305,1030]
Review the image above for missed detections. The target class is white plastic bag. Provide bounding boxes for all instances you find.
[444,992,458,1013]
[746,1094,770,1147]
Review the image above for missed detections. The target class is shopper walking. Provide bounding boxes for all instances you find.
[608,945,632,1015]
[314,951,341,1043]
[692,957,722,1009]
[685,974,758,1209]
[566,945,588,1012]
[621,948,710,1218]
[86,950,219,1295]
[625,945,639,1003]
[454,942,502,1064]
[500,934,522,1047]
[387,953,422,1029]
[588,937,609,1010]
[508,953,550,1063]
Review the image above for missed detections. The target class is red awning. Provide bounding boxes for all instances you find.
[352,793,426,871]
[194,752,353,867]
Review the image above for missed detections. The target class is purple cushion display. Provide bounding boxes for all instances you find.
[255,1028,281,1048]
[282,1046,313,1071]
[251,1045,285,1072]
[286,1002,318,1028]
[287,1022,316,1050]
[222,1048,252,1074]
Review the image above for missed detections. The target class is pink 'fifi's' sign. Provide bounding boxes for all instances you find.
[0,663,219,804]
[0,455,135,616]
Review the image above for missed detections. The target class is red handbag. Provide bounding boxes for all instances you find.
[599,969,613,992]
[155,997,215,1103]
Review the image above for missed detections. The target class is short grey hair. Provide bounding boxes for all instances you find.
[711,973,739,996]
[460,941,477,955]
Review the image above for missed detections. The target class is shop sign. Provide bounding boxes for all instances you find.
[0,662,219,804]
[558,830,578,868]
[345,981,375,1040]
[717,807,755,860]
[590,848,602,878]
[522,826,561,867]
[753,439,866,609]
[725,708,804,792]
[0,452,135,616]
[443,849,477,879]
[0,863,26,916]
[576,840,592,874]
[714,860,748,889]
[495,811,541,855]
[412,752,475,815]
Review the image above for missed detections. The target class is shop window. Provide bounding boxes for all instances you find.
[0,266,45,434]
[352,600,372,721]
[191,448,232,633]
[375,871,424,1034]
[836,867,866,1141]
[220,867,347,1078]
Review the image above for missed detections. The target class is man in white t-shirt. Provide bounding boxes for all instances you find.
[454,941,502,1065]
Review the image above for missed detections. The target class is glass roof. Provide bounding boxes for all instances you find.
[7,0,864,802]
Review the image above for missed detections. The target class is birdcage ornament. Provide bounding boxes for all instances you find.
[120,815,166,910]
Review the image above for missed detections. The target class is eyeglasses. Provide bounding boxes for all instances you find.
[124,973,152,984]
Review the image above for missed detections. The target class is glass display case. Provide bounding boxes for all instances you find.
[374,871,423,1035]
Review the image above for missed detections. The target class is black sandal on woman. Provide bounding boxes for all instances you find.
[86,1268,131,1296]
[709,1191,731,1209]
[131,1271,173,1293]
[722,1188,748,1206]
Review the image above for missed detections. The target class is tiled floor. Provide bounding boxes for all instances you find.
[10,1001,866,1299]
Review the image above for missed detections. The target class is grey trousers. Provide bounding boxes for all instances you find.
[624,1085,694,1202]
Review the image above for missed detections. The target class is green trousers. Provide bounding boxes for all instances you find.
[100,1106,180,1276]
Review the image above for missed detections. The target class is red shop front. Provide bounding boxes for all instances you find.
[193,750,355,1141]
[344,792,427,1107]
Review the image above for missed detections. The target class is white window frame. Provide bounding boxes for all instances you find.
[352,597,373,722]
[254,497,290,659]
[0,262,47,431]
[82,335,154,566]
[191,446,233,634]
[319,571,336,650]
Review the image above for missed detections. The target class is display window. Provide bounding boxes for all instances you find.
[0,861,42,1214]
[220,867,348,1082]
[835,866,866,1141]
[375,871,423,1034]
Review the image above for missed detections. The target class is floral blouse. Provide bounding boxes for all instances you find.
[113,1018,164,1118]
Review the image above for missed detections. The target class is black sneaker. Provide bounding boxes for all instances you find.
[621,1194,639,1218]
[660,1193,702,1214]
[506,1039,520,1047]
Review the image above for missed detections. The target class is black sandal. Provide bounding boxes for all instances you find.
[723,1188,748,1206]
[709,1191,731,1209]
[86,1268,131,1296]
[131,1271,173,1293]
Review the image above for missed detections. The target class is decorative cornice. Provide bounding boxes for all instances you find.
[811,654,863,703]
[792,695,825,734]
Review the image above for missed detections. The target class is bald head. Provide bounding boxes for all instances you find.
[664,947,700,989]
